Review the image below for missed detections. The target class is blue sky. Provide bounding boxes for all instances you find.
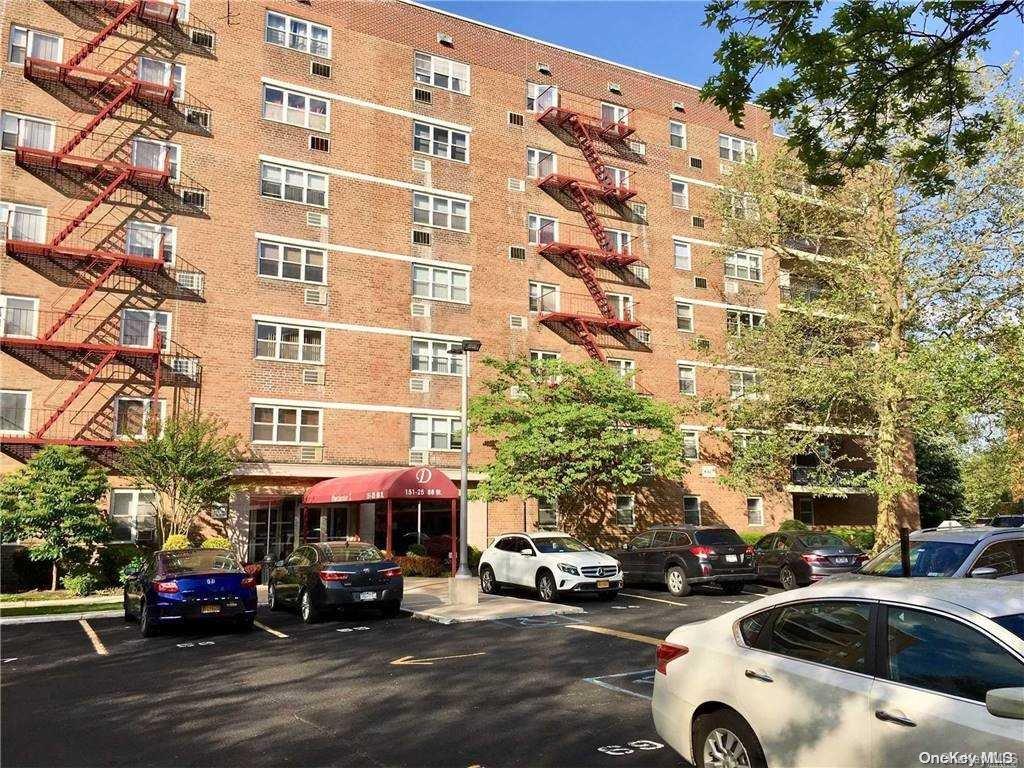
[419,1,1022,92]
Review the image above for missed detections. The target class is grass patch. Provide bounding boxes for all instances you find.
[0,588,120,603]
[0,602,121,618]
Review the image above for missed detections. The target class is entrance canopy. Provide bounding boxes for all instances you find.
[303,467,459,506]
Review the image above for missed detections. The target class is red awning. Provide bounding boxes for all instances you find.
[302,467,459,506]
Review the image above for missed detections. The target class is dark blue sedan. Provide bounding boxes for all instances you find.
[123,548,258,636]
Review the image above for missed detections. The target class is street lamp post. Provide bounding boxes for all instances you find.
[449,339,481,600]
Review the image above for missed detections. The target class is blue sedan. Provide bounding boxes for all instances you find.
[123,548,258,636]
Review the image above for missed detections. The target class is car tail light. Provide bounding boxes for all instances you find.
[656,642,689,675]
[380,567,401,578]
[241,577,257,589]
[801,553,826,564]
[689,546,714,557]
[744,546,754,556]
[154,579,179,593]
[319,570,349,582]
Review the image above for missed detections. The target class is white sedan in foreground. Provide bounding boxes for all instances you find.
[653,576,1024,768]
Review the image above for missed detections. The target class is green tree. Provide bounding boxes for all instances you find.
[914,435,966,527]
[0,446,110,590]
[700,87,1024,552]
[702,0,1021,193]
[469,357,685,517]
[117,414,243,542]
[962,439,1024,520]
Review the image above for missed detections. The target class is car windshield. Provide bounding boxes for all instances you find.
[859,540,974,577]
[158,550,241,574]
[533,536,590,553]
[993,614,1024,641]
[798,533,849,549]
[322,545,384,563]
[695,529,743,546]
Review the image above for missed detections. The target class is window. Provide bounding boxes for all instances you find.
[675,302,694,332]
[606,293,634,321]
[678,365,696,396]
[260,162,327,207]
[0,295,38,337]
[125,221,176,264]
[265,11,331,57]
[614,494,635,526]
[671,179,689,209]
[414,52,469,94]
[726,309,765,336]
[0,201,46,242]
[412,338,463,375]
[109,489,158,543]
[137,57,185,101]
[604,165,629,189]
[972,541,1024,578]
[796,497,814,525]
[669,120,686,149]
[114,398,164,439]
[411,415,462,451]
[608,358,635,380]
[412,192,468,232]
[0,390,29,434]
[738,609,771,647]
[719,133,757,163]
[886,607,1024,702]
[673,239,692,270]
[530,350,560,363]
[257,240,325,284]
[747,496,764,526]
[683,496,701,525]
[526,82,557,112]
[528,281,558,312]
[120,309,170,351]
[605,228,631,254]
[8,26,62,64]
[527,214,557,245]
[252,405,322,444]
[682,431,700,460]
[768,601,871,673]
[601,102,628,127]
[537,498,558,529]
[526,147,556,178]
[412,263,469,303]
[255,322,324,363]
[730,370,759,399]
[725,251,763,282]
[729,193,757,220]
[262,85,329,132]
[131,138,179,181]
[414,121,468,162]
[1,112,54,152]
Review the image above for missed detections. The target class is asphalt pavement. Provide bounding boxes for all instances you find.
[0,581,781,768]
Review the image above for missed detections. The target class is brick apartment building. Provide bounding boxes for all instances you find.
[0,0,883,563]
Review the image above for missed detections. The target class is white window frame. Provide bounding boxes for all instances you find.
[413,121,469,163]
[414,52,470,95]
[669,120,687,149]
[604,164,629,189]
[529,350,560,363]
[678,365,697,396]
[725,251,763,282]
[528,281,559,313]
[0,294,38,338]
[730,369,760,400]
[120,309,171,351]
[747,496,765,526]
[264,11,332,58]
[412,192,469,232]
[726,309,766,337]
[683,495,702,526]
[673,238,692,271]
[614,494,636,526]
[125,220,176,264]
[601,102,629,127]
[0,389,30,435]
[0,201,46,243]
[262,84,330,132]
[251,404,323,445]
[260,161,328,207]
[412,263,470,304]
[109,489,158,543]
[8,26,63,65]
[729,193,757,220]
[671,179,689,209]
[720,133,758,163]
[254,321,325,364]
[131,138,180,182]
[606,227,631,254]
[114,397,166,440]
[606,292,634,321]
[411,414,463,452]
[675,301,694,333]
[1,111,55,152]
[528,213,558,245]
[257,240,326,285]
[137,57,185,101]
[411,338,464,376]
[526,82,558,112]
[682,430,700,460]
[526,147,556,178]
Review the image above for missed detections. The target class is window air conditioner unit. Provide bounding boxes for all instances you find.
[175,271,204,292]
[309,135,330,152]
[409,449,429,466]
[536,63,552,75]
[437,32,454,46]
[411,229,431,246]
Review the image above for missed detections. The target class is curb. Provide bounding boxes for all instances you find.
[409,610,456,625]
[0,610,123,625]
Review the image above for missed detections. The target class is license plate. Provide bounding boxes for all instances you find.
[834,557,849,565]
[201,605,220,614]
[596,580,610,589]
[359,591,377,601]
[726,554,738,563]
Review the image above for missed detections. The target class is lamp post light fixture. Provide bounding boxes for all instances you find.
[449,339,481,591]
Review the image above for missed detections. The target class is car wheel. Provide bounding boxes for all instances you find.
[299,589,321,624]
[268,583,283,612]
[236,614,255,632]
[779,565,798,590]
[536,570,557,602]
[598,590,618,601]
[381,600,402,618]
[666,566,691,597]
[139,600,158,638]
[123,592,134,622]
[721,581,745,595]
[479,565,500,595]
[694,709,766,768]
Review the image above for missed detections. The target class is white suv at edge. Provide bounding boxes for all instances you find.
[479,532,622,601]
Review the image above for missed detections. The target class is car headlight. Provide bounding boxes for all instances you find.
[557,563,580,576]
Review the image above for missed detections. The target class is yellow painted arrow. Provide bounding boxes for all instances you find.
[390,652,487,666]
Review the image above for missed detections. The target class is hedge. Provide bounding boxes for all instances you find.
[393,554,447,577]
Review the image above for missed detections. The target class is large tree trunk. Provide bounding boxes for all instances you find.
[872,398,921,554]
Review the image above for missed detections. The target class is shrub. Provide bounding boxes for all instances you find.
[779,519,810,532]
[393,554,446,577]
[201,536,232,550]
[828,525,875,551]
[97,543,147,588]
[63,566,100,597]
[739,530,765,545]
[407,543,427,556]
[7,546,52,591]
[119,556,148,585]
[162,534,190,551]
[467,546,482,569]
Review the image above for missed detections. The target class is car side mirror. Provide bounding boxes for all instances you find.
[970,566,999,579]
[275,559,285,567]
[519,548,534,556]
[986,688,1024,719]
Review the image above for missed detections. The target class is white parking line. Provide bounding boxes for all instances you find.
[253,621,288,638]
[78,619,108,656]
[620,593,688,607]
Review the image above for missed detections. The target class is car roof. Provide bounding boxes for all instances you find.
[910,526,1021,544]
[646,525,734,532]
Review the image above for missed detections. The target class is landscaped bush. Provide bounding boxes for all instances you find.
[407,543,427,556]
[828,525,875,551]
[161,534,190,551]
[393,554,446,577]
[97,543,147,588]
[779,519,810,532]
[201,536,232,550]
[739,531,765,545]
[118,556,148,585]
[62,566,100,597]
[467,546,482,569]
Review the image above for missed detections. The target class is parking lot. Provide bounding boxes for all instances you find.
[1,583,781,768]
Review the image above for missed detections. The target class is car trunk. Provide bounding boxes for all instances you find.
[694,531,752,573]
[167,571,247,601]
[807,546,861,567]
[322,563,392,588]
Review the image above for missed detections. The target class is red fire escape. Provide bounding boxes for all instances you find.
[534,98,649,362]
[1,0,210,463]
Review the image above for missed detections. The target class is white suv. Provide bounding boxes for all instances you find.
[479,532,622,602]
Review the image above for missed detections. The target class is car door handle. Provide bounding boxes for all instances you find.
[744,669,773,683]
[875,710,916,727]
